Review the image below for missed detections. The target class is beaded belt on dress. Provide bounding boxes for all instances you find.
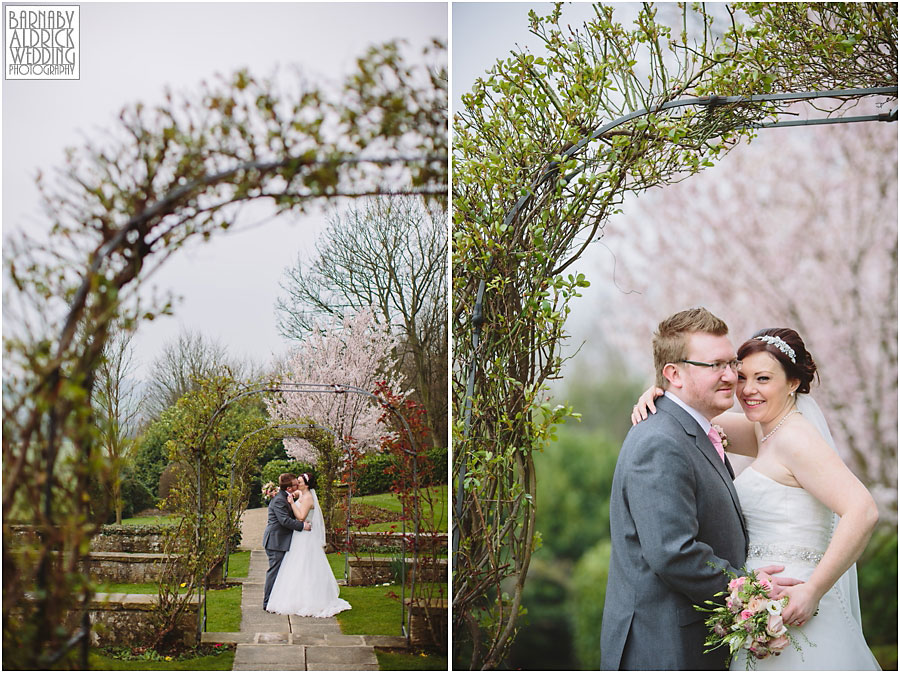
[747,543,823,565]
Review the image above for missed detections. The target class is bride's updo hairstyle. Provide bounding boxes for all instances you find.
[737,327,819,394]
[301,472,318,490]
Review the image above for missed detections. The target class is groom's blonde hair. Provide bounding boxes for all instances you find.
[653,308,729,388]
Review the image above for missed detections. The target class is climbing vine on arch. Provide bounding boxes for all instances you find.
[452,3,895,668]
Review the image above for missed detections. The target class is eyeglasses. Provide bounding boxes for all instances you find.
[679,359,742,372]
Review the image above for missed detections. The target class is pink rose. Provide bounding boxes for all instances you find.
[748,596,768,613]
[740,609,754,620]
[755,571,773,593]
[729,576,747,591]
[766,613,785,636]
[769,634,790,652]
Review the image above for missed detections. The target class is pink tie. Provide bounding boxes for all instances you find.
[707,427,725,463]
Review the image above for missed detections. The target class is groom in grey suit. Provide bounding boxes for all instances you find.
[600,308,792,670]
[262,472,311,610]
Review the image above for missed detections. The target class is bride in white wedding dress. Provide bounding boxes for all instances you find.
[265,473,351,618]
[718,329,879,670]
[634,327,881,670]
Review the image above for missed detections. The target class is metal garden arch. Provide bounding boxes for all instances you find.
[454,85,899,563]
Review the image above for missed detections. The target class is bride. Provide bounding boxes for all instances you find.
[265,472,351,618]
[634,328,880,670]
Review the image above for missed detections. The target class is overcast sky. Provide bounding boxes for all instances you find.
[2,2,446,380]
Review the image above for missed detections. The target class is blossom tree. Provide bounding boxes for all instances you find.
[266,307,408,521]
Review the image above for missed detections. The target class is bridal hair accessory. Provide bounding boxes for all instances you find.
[755,335,796,364]
[301,473,310,484]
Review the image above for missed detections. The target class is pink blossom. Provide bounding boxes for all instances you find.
[740,609,754,621]
[266,308,409,462]
[755,570,773,590]
[728,576,746,591]
[747,595,768,613]
[769,634,790,652]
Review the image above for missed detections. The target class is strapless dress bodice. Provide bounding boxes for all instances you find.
[734,466,834,568]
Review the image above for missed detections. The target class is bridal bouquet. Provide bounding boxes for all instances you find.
[695,567,803,668]
[261,481,278,501]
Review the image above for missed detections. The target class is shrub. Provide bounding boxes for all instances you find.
[425,445,448,485]
[857,524,898,647]
[260,458,315,489]
[354,453,395,495]
[120,475,156,519]
[571,540,612,669]
[158,461,186,504]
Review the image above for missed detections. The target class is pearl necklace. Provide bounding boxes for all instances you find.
[760,408,799,443]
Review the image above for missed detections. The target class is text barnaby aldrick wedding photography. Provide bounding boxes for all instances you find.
[5,5,79,79]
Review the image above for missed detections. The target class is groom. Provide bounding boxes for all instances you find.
[262,472,311,610]
[600,308,794,670]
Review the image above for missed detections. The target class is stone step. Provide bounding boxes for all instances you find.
[202,632,406,649]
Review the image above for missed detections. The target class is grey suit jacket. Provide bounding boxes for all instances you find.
[600,395,748,670]
[262,490,306,551]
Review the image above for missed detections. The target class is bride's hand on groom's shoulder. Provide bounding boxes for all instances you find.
[631,386,664,425]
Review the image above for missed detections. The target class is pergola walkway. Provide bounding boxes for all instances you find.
[202,508,404,671]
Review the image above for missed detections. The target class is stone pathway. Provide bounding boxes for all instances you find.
[201,508,403,671]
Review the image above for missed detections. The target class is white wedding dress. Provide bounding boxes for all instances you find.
[265,489,351,618]
[730,398,880,671]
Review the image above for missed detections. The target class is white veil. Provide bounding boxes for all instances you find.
[795,393,863,626]
[310,489,326,548]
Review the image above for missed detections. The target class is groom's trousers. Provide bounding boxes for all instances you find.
[263,549,286,609]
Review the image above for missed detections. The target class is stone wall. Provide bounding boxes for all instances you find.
[63,593,201,647]
[83,553,225,585]
[406,598,447,652]
[83,552,173,583]
[347,557,448,586]
[329,531,448,553]
[91,526,168,553]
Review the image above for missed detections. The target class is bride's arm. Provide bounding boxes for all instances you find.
[709,411,758,457]
[630,386,759,457]
[286,492,307,521]
[777,424,879,625]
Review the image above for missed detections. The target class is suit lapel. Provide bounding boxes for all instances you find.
[657,397,748,544]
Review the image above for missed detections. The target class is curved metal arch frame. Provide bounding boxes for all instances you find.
[192,381,420,646]
[453,85,898,563]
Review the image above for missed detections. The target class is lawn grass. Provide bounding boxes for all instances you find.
[336,583,404,636]
[88,650,234,670]
[205,585,242,632]
[375,650,448,670]
[226,550,250,578]
[353,485,448,533]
